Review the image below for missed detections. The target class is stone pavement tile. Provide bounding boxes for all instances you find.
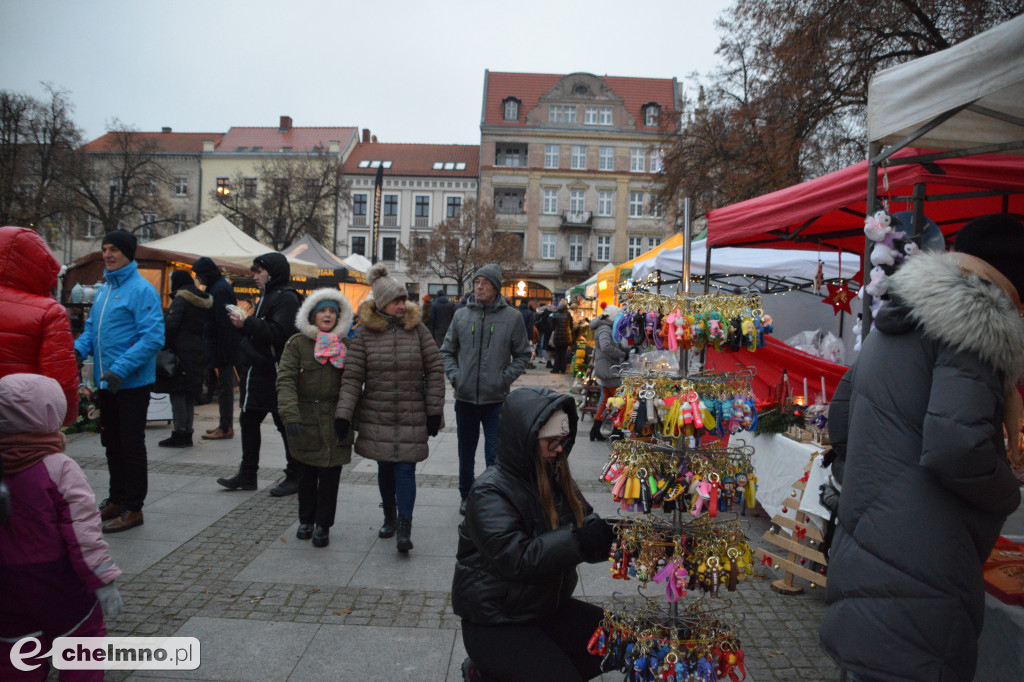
[233,547,364,587]
[290,624,456,681]
[147,472,201,492]
[348,553,457,592]
[574,560,622,598]
[116,511,224,542]
[145,491,263,517]
[104,537,184,575]
[280,521,380,554]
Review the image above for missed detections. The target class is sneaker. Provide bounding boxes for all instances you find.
[103,510,144,533]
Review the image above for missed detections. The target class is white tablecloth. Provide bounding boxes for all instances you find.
[733,432,828,526]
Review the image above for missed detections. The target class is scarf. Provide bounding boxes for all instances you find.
[313,331,346,369]
[0,431,65,474]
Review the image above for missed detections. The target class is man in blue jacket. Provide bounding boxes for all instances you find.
[74,230,164,533]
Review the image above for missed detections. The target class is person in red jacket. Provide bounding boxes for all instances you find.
[0,226,78,426]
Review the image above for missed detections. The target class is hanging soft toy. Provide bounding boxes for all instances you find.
[863,209,892,242]
[903,241,921,258]
[707,312,726,351]
[663,311,678,352]
[613,309,631,344]
[680,313,694,350]
[869,241,898,268]
[865,265,889,298]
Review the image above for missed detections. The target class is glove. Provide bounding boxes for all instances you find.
[95,582,123,621]
[427,414,442,437]
[334,418,350,441]
[285,423,303,441]
[100,371,122,393]
[75,350,85,372]
[576,514,617,563]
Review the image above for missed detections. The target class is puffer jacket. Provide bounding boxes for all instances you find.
[159,284,212,396]
[439,294,531,405]
[820,251,1023,682]
[589,313,625,387]
[192,257,241,368]
[549,309,573,347]
[451,387,593,625]
[0,226,78,426]
[276,289,355,468]
[335,300,444,463]
[239,253,301,413]
[74,259,165,390]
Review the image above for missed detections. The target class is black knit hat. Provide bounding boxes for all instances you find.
[102,229,137,262]
[170,269,193,294]
[954,213,1024,300]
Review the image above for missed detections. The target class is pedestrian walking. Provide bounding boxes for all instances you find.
[430,289,456,348]
[157,270,212,448]
[0,225,79,426]
[74,230,164,533]
[452,387,615,682]
[535,304,552,362]
[439,264,531,514]
[192,256,241,441]
[588,304,625,441]
[519,299,536,368]
[216,253,302,496]
[820,213,1024,682]
[334,264,445,552]
[0,374,124,681]
[548,300,573,374]
[276,288,355,548]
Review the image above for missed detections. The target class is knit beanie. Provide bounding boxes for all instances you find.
[367,263,407,310]
[102,229,137,262]
[954,213,1024,300]
[603,304,620,319]
[474,264,502,293]
[170,269,193,294]
[309,298,340,322]
[191,256,221,282]
[537,411,570,439]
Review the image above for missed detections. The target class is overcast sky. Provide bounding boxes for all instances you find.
[1,0,731,146]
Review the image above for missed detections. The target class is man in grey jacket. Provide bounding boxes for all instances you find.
[440,264,531,514]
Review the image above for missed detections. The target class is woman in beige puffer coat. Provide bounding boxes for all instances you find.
[334,264,445,553]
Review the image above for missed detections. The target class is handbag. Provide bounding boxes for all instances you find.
[156,349,179,378]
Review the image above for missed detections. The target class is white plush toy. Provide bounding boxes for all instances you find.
[903,241,921,257]
[864,266,889,298]
[864,210,893,242]
[870,242,897,267]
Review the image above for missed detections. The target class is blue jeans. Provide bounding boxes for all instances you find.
[378,461,417,519]
[455,400,502,498]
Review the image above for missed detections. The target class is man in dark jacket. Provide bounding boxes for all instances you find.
[192,256,241,440]
[440,264,531,514]
[820,214,1024,682]
[548,301,573,374]
[518,300,535,368]
[429,289,456,348]
[216,253,302,496]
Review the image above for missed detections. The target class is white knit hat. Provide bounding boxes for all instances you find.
[537,411,570,439]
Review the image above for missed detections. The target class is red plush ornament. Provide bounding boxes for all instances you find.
[822,281,854,315]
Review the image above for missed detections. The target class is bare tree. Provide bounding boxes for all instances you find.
[210,151,349,249]
[400,199,531,296]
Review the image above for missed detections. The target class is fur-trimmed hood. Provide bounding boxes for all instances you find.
[174,286,213,309]
[888,251,1024,383]
[356,298,422,332]
[295,288,354,339]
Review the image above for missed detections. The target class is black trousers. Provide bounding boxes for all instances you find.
[239,408,297,475]
[213,365,235,431]
[297,461,342,528]
[99,385,152,511]
[462,598,604,682]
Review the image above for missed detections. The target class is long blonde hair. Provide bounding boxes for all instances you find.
[534,450,585,530]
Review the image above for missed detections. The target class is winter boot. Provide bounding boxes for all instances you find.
[216,468,257,491]
[158,430,193,448]
[269,470,299,497]
[396,516,413,553]
[379,504,398,538]
[589,419,606,442]
[311,526,329,548]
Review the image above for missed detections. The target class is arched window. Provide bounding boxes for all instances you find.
[644,104,661,127]
[503,98,520,121]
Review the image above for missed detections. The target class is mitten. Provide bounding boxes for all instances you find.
[285,423,303,441]
[334,418,350,441]
[426,414,442,437]
[96,583,123,621]
[100,371,122,393]
[576,513,616,563]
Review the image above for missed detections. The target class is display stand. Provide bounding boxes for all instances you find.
[757,451,828,594]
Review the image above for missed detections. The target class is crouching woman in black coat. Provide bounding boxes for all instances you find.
[452,387,615,682]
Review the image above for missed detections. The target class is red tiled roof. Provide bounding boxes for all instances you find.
[216,126,357,153]
[81,131,223,154]
[341,143,479,176]
[482,71,677,132]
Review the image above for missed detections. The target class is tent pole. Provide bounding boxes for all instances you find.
[863,142,882,336]
[911,183,926,240]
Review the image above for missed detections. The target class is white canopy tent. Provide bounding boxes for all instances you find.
[341,253,372,275]
[145,215,319,277]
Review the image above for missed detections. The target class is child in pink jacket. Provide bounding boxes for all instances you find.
[0,373,122,681]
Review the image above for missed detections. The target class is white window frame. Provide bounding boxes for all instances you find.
[549,105,562,123]
[650,199,664,218]
[599,107,613,125]
[571,145,586,170]
[647,236,662,250]
[541,233,557,260]
[542,188,558,215]
[569,189,585,214]
[645,105,659,127]
[174,176,188,197]
[629,191,644,217]
[564,106,577,123]
[598,190,613,217]
[568,234,585,263]
[544,144,559,169]
[584,107,598,125]
[596,234,611,261]
[84,215,97,238]
[650,149,663,173]
[630,148,645,172]
[627,235,643,259]
[504,99,519,121]
[598,147,614,171]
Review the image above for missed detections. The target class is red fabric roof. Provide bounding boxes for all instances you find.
[82,131,223,154]
[217,126,357,153]
[706,149,1024,253]
[340,142,479,176]
[482,71,676,131]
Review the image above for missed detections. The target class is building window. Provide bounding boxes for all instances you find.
[599,107,613,125]
[541,233,557,260]
[496,146,522,168]
[544,144,559,169]
[447,196,462,218]
[139,214,157,241]
[628,236,643,259]
[383,194,398,216]
[503,98,520,121]
[351,235,366,256]
[382,237,398,262]
[598,190,613,217]
[508,231,526,257]
[629,191,644,217]
[215,177,229,197]
[84,215,97,238]
[645,105,660,127]
[599,146,614,171]
[174,176,188,197]
[564,105,577,123]
[630,149,645,172]
[571,145,586,170]
[352,193,367,216]
[596,235,611,261]
[543,188,558,215]
[109,178,123,196]
[304,179,319,200]
[414,195,430,226]
[647,236,662,250]
[650,149,663,173]
[174,213,187,233]
[584,107,598,125]
[569,189,585,214]
[568,234,585,263]
[549,105,562,123]
[243,177,257,198]
[650,199,664,218]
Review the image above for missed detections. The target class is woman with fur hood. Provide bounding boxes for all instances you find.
[276,288,356,548]
[820,214,1024,682]
[334,265,445,553]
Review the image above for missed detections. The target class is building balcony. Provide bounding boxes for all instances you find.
[382,215,398,228]
[560,257,591,274]
[413,216,429,227]
[561,211,592,229]
[351,215,367,227]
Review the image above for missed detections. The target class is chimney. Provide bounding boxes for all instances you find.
[371,135,377,144]
[161,127,172,133]
[362,129,370,143]
[279,115,292,132]
[203,140,216,153]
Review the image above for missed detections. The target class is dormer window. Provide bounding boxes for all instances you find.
[503,97,521,121]
[644,104,661,127]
